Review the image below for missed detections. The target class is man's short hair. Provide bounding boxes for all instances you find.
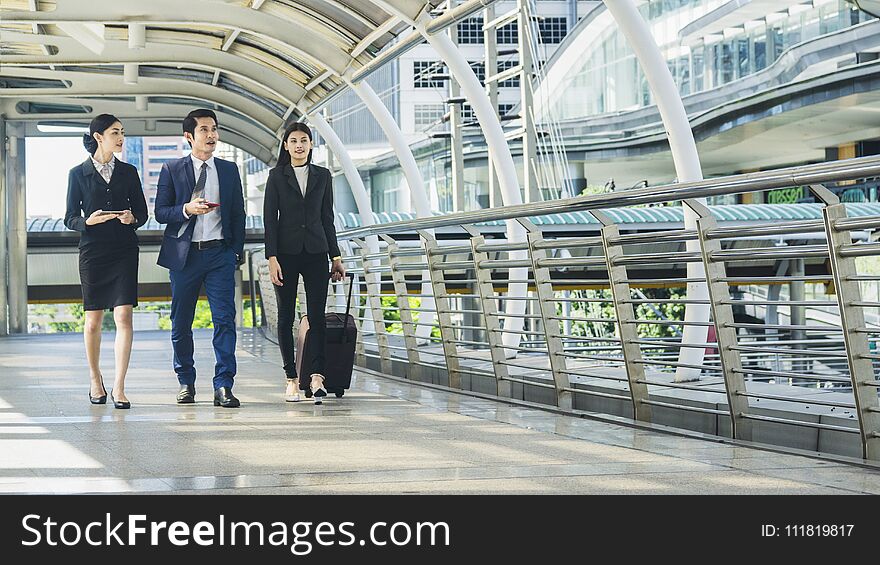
[182,109,218,145]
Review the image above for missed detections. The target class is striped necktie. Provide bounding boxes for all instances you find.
[100,163,112,184]
[192,162,208,240]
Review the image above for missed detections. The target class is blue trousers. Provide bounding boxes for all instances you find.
[169,245,237,390]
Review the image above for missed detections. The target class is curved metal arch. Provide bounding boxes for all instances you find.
[0,67,283,135]
[2,30,308,103]
[1,96,276,162]
[1,0,356,73]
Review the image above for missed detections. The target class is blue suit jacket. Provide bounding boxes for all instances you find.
[155,155,246,271]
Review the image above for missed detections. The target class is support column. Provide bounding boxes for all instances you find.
[345,80,437,342]
[346,80,429,215]
[518,219,571,409]
[447,2,466,213]
[463,225,512,398]
[380,234,422,380]
[419,230,462,389]
[355,238,392,375]
[685,199,753,441]
[0,116,8,336]
[6,122,27,334]
[484,1,502,209]
[517,0,539,203]
[811,184,880,460]
[604,0,708,382]
[593,211,652,422]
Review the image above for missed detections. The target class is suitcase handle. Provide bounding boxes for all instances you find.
[330,272,356,334]
[343,272,355,325]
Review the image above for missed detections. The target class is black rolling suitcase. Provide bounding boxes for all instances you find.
[297,272,357,398]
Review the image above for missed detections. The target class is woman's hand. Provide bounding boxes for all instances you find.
[85,210,116,226]
[269,256,284,286]
[118,210,135,225]
[330,258,346,282]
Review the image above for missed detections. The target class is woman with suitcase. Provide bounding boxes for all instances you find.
[264,122,346,404]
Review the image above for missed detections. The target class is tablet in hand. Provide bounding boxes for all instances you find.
[99,210,126,216]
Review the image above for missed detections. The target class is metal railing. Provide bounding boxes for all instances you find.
[252,156,880,461]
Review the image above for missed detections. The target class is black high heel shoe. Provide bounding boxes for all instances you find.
[89,382,107,405]
[110,390,131,410]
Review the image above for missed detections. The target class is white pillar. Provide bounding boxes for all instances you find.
[422,17,528,351]
[346,79,438,340]
[0,117,8,335]
[6,123,27,334]
[604,0,708,381]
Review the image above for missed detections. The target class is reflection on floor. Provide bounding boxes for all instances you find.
[0,329,877,494]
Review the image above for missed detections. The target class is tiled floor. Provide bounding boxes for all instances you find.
[0,329,877,494]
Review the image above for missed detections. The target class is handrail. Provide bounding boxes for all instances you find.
[338,155,880,239]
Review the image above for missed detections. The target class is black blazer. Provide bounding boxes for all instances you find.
[64,157,149,248]
[263,163,340,260]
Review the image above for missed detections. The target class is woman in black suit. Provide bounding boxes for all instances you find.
[264,122,346,405]
[64,114,148,409]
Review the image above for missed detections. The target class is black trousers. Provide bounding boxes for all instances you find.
[274,252,329,379]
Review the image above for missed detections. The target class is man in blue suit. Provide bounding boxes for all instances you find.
[155,109,246,408]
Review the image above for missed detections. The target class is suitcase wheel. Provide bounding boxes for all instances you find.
[304,389,313,399]
[334,390,345,398]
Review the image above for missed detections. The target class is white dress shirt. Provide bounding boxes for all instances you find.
[293,164,308,196]
[91,155,116,183]
[181,154,223,241]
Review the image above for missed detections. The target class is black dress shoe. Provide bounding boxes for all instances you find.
[177,384,196,404]
[213,387,240,408]
[89,382,107,405]
[110,390,131,410]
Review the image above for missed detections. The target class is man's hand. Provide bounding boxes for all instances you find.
[184,196,213,216]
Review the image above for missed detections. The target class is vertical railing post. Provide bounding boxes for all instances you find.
[684,200,753,441]
[811,184,880,460]
[592,210,652,422]
[462,225,512,398]
[419,230,462,389]
[380,234,422,380]
[517,219,571,409]
[354,238,392,375]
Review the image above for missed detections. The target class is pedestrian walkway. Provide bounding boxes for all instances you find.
[0,330,878,494]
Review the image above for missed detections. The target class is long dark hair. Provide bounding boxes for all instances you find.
[82,113,120,154]
[276,122,313,168]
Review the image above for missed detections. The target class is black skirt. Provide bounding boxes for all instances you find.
[78,244,139,311]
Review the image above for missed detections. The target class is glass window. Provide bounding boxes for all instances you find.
[413,104,445,131]
[413,61,446,88]
[497,59,521,88]
[457,17,484,44]
[753,34,767,71]
[692,45,705,92]
[469,61,485,85]
[677,55,690,95]
[497,22,518,44]
[737,38,750,79]
[498,103,515,116]
[148,143,178,151]
[537,17,568,44]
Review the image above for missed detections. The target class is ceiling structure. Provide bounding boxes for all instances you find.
[0,0,446,162]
